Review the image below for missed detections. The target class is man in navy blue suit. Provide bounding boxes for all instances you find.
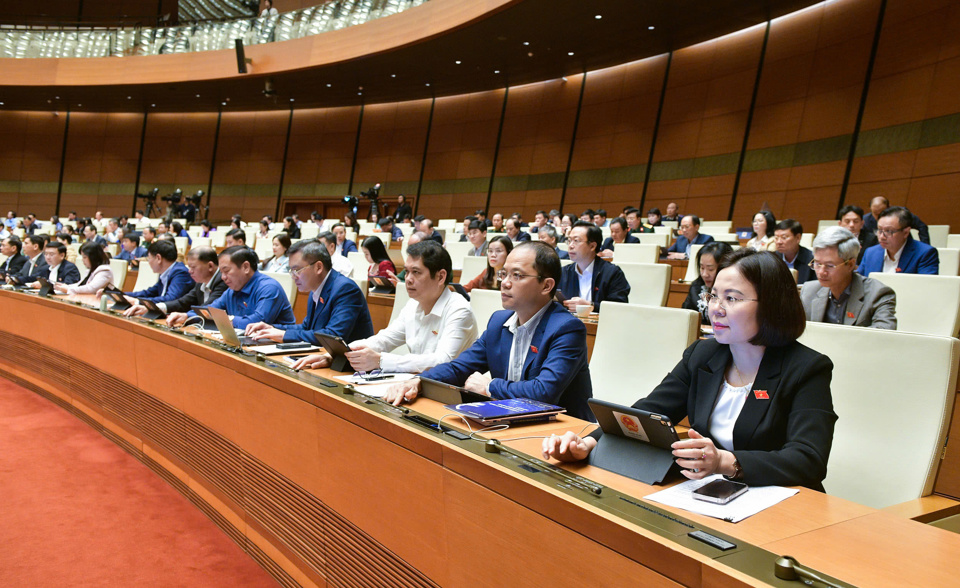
[125,240,194,303]
[559,221,630,312]
[775,219,817,283]
[505,218,531,244]
[332,223,358,257]
[857,206,939,276]
[598,217,639,259]
[245,240,373,346]
[28,241,80,287]
[383,241,594,421]
[538,225,568,259]
[666,215,714,259]
[116,234,147,262]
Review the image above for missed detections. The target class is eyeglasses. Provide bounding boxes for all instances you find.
[808,260,849,272]
[876,227,905,237]
[289,261,317,277]
[699,292,758,309]
[497,269,543,282]
[353,369,390,382]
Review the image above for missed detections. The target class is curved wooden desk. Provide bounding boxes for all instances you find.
[0,289,956,587]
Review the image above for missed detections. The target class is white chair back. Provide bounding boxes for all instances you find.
[192,237,212,249]
[444,242,473,269]
[174,236,188,254]
[244,228,257,247]
[611,243,659,264]
[300,222,319,240]
[211,231,227,248]
[661,221,678,230]
[370,232,390,247]
[109,258,127,290]
[699,221,731,234]
[353,276,368,299]
[77,262,90,282]
[469,289,504,332]
[255,237,274,261]
[800,233,814,248]
[460,256,489,285]
[132,262,159,292]
[947,234,960,249]
[389,282,410,325]
[653,226,673,236]
[635,233,670,248]
[817,219,837,235]
[561,259,573,267]
[263,271,296,306]
[709,233,740,243]
[681,244,704,283]
[589,303,700,407]
[911,228,920,241]
[870,273,960,337]
[437,219,457,232]
[347,251,369,278]
[927,225,949,249]
[798,322,959,508]
[106,243,119,257]
[938,248,960,276]
[616,263,671,306]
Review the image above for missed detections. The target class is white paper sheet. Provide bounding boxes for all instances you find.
[644,474,798,523]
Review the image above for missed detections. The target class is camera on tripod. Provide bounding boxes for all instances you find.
[187,190,204,206]
[137,187,159,202]
[161,188,183,205]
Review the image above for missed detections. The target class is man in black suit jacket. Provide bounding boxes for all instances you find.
[774,219,816,283]
[558,221,630,312]
[838,205,877,264]
[505,218,531,244]
[124,246,227,318]
[1,236,27,276]
[10,234,48,283]
[29,241,80,287]
[82,224,107,248]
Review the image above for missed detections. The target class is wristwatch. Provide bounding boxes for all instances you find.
[727,457,744,481]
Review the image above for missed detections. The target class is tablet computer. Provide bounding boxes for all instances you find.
[104,290,132,311]
[140,298,167,321]
[588,398,679,449]
[419,377,491,405]
[37,276,53,297]
[314,332,353,372]
[586,398,680,485]
[368,275,396,294]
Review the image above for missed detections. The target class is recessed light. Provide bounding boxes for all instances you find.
[77,104,82,107]
[494,70,500,74]
[595,14,602,19]
[289,98,295,102]
[648,26,655,30]
[523,41,529,46]
[221,102,226,106]
[196,94,200,98]
[568,52,574,56]
[527,52,534,57]
[326,83,332,88]
[55,96,60,99]
[425,83,431,87]
[127,96,132,99]
[0,102,5,106]
[391,74,396,78]
[455,60,461,64]
[151,104,156,107]
[357,92,362,95]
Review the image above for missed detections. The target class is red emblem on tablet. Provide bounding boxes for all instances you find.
[754,390,769,400]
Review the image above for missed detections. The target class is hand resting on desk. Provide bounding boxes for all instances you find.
[290,352,332,370]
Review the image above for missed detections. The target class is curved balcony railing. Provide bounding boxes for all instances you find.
[0,0,428,59]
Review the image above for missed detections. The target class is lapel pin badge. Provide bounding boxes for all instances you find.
[846,311,855,318]
[754,390,769,400]
[530,345,538,354]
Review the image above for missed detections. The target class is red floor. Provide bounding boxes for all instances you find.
[0,377,277,587]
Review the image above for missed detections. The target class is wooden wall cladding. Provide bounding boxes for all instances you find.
[6,0,960,230]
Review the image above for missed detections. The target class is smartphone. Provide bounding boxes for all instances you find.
[276,342,313,350]
[692,479,748,505]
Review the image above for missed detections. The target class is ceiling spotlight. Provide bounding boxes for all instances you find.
[196,94,201,98]
[77,104,82,107]
[527,52,534,57]
[289,98,295,102]
[562,77,568,82]
[494,70,500,74]
[455,60,461,64]
[425,83,431,87]
[648,26,655,30]
[127,96,132,99]
[55,96,60,99]
[0,102,5,106]
[391,74,396,78]
[221,102,226,106]
[151,104,156,107]
[523,41,529,46]
[568,52,574,56]
[595,14,602,19]
[358,92,362,95]
[326,83,332,88]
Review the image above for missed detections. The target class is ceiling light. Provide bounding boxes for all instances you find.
[221,102,226,106]
[289,98,295,102]
[648,26,655,30]
[127,96,132,99]
[326,83,332,88]
[55,96,60,99]
[494,70,500,74]
[425,83,431,87]
[455,60,461,64]
[196,94,200,98]
[595,14,602,19]
[0,102,5,106]
[77,104,82,107]
[358,92,362,95]
[568,52,574,56]
[523,41,529,46]
[391,74,396,78]
[151,104,156,107]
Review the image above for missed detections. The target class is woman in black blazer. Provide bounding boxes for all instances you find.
[544,249,837,491]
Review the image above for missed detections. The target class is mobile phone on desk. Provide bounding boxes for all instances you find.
[692,479,748,505]
[276,342,313,350]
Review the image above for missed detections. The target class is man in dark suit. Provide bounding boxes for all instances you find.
[801,227,896,329]
[10,234,48,283]
[116,234,148,263]
[28,241,80,287]
[505,218,531,244]
[245,241,374,345]
[863,196,929,244]
[559,221,630,312]
[0,236,27,277]
[419,218,444,245]
[598,217,639,260]
[838,205,877,264]
[379,217,404,242]
[82,224,107,248]
[20,213,39,235]
[124,246,227,318]
[384,242,594,421]
[125,240,194,303]
[465,220,489,257]
[666,215,714,259]
[775,219,816,283]
[857,206,939,275]
[538,225,568,259]
[458,216,477,242]
[332,223,358,257]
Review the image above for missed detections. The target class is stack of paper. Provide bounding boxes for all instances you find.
[644,474,798,523]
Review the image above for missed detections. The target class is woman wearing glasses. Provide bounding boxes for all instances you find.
[543,249,837,490]
[463,236,512,292]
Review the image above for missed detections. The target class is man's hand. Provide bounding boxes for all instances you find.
[597,250,614,260]
[385,269,399,286]
[542,432,597,462]
[291,352,332,370]
[167,312,188,327]
[463,372,493,395]
[244,321,270,336]
[251,327,284,343]
[383,378,421,406]
[563,296,588,311]
[123,304,148,318]
[667,252,686,260]
[345,343,380,373]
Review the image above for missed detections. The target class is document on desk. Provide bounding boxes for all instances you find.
[644,474,798,523]
[332,373,417,397]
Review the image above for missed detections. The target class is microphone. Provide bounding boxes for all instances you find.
[774,556,842,588]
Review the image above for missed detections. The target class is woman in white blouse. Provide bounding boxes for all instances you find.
[745,211,777,251]
[56,241,115,295]
[261,233,291,273]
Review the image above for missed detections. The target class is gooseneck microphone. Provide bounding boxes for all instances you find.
[774,556,843,588]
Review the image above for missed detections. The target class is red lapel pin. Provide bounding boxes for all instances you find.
[754,390,769,400]
[319,297,324,304]
[530,345,538,354]
[846,311,855,318]
[896,267,902,272]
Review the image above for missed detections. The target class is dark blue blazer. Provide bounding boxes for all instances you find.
[513,231,532,243]
[116,247,147,262]
[87,235,107,248]
[558,256,630,311]
[857,237,939,276]
[42,260,81,284]
[278,270,374,345]
[1,252,27,275]
[600,234,639,252]
[127,261,194,302]
[420,301,593,420]
[18,255,48,280]
[339,240,358,257]
[667,232,714,255]
[555,247,569,260]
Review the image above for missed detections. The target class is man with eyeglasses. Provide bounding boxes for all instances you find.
[558,221,630,312]
[383,241,594,421]
[244,240,372,346]
[857,206,938,276]
[124,246,227,319]
[800,227,896,329]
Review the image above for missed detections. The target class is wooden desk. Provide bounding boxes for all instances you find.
[367,291,394,332]
[2,289,957,587]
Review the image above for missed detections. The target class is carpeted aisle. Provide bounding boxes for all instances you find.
[0,378,277,587]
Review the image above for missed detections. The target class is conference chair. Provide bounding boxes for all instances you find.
[132,262,159,292]
[661,221,678,230]
[635,233,670,248]
[174,237,188,254]
[263,271,296,306]
[557,242,568,251]
[589,302,700,407]
[109,258,127,290]
[710,233,740,244]
[927,225,949,249]
[211,231,227,248]
[106,244,119,257]
[172,218,186,226]
[192,237,212,249]
[817,219,837,235]
[77,262,89,283]
[653,226,673,236]
[370,232,390,247]
[798,322,959,509]
[300,222,319,240]
[680,244,704,283]
[460,255,488,285]
[352,276,368,300]
[397,224,414,239]
[948,234,960,249]
[244,228,257,247]
[561,259,573,267]
[611,243,659,264]
[437,219,457,232]
[616,263,671,306]
[938,248,960,276]
[469,289,503,332]
[387,282,410,356]
[699,221,731,234]
[870,273,960,337]
[800,233,814,248]
[347,252,369,279]
[188,226,203,238]
[911,229,920,241]
[255,237,273,261]
[444,242,473,269]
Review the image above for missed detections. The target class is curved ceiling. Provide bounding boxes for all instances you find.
[0,0,823,112]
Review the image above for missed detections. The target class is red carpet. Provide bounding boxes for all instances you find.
[0,378,277,587]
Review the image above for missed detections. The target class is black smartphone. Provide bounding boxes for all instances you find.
[692,479,749,505]
[276,342,313,350]
[286,354,310,361]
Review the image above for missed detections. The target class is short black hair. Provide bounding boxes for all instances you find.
[3,236,22,254]
[317,231,336,247]
[464,215,477,223]
[718,249,806,347]
[595,209,607,217]
[515,241,561,296]
[24,234,46,249]
[687,215,702,227]
[753,210,777,238]
[696,241,734,269]
[200,219,212,228]
[379,217,394,228]
[647,207,662,217]
[879,206,913,229]
[45,241,67,256]
[609,217,628,231]
[142,226,156,238]
[468,220,487,232]
[581,209,596,218]
[122,234,141,246]
[288,239,332,271]
[406,240,452,285]
[219,245,259,270]
[837,205,864,220]
[572,220,603,253]
[624,207,640,217]
[147,239,178,262]
[226,227,247,243]
[776,219,803,236]
[188,246,218,265]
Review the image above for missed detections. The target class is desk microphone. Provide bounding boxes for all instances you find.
[774,556,842,588]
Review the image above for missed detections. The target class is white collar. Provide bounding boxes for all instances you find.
[503,299,551,332]
[575,258,596,276]
[312,270,331,304]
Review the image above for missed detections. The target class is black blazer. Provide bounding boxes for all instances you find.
[681,278,709,325]
[18,255,49,280]
[163,272,228,313]
[782,246,816,283]
[607,338,836,490]
[856,230,878,264]
[1,252,27,275]
[558,256,630,311]
[43,260,81,284]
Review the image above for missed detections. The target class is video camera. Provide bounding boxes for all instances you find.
[161,188,183,205]
[187,190,204,206]
[137,187,159,202]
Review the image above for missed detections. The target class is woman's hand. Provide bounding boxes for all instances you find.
[671,429,735,480]
[542,431,597,462]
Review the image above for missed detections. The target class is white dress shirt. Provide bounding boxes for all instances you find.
[353,288,477,373]
[708,379,753,451]
[575,259,595,302]
[330,253,353,278]
[882,241,907,273]
[503,300,551,382]
[48,263,61,284]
